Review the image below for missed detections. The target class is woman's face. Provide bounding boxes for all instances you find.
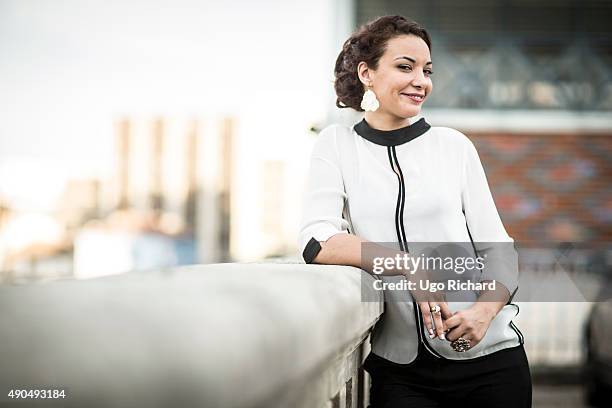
[358,34,433,120]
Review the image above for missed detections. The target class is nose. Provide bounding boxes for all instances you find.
[411,70,427,88]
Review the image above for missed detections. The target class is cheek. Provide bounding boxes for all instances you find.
[384,80,409,98]
[383,73,407,90]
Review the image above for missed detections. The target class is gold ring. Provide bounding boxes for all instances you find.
[450,337,471,352]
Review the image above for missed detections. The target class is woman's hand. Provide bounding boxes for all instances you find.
[404,272,453,340]
[417,299,453,339]
[444,303,498,348]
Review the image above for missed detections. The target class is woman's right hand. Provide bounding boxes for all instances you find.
[406,274,452,339]
[417,299,452,340]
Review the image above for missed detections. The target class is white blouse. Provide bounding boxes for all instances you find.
[297,115,523,363]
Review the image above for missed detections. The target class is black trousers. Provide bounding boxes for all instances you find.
[364,344,532,408]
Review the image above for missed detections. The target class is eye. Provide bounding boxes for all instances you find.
[399,65,434,76]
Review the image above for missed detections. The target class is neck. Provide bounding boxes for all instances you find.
[364,110,416,131]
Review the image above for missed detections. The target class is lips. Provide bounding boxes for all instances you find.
[401,93,425,102]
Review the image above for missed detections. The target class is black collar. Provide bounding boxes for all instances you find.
[353,117,431,146]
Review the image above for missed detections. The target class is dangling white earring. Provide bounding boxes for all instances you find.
[361,86,379,112]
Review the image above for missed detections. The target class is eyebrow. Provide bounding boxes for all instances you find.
[394,56,432,66]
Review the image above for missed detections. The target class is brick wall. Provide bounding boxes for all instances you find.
[467,132,611,246]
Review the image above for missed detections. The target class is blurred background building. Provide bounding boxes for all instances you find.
[351,0,611,245]
[0,0,350,280]
[0,1,611,404]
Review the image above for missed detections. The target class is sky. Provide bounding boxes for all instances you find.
[0,0,357,259]
[0,0,343,213]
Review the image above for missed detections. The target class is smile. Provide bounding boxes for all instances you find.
[401,93,425,103]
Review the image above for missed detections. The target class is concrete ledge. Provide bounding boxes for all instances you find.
[0,263,383,408]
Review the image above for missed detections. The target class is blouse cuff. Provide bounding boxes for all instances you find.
[299,224,348,263]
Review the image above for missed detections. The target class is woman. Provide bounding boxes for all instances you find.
[298,15,532,407]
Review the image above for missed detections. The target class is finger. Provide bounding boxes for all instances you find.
[451,329,480,348]
[418,302,436,339]
[460,334,475,349]
[445,325,466,342]
[464,335,475,348]
[431,303,446,339]
[439,302,453,320]
[444,313,463,331]
[448,332,473,351]
[463,330,485,348]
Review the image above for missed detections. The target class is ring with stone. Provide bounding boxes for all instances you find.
[450,337,471,352]
[430,304,441,315]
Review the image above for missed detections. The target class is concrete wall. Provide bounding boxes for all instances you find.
[0,262,382,407]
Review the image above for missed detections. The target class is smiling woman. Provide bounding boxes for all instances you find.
[334,16,433,129]
[299,15,532,408]
[357,37,434,123]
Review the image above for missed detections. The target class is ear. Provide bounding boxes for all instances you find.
[357,61,373,87]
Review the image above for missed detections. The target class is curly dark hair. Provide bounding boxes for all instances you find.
[334,15,432,111]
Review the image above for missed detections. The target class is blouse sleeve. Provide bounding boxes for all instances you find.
[461,137,519,300]
[297,125,350,263]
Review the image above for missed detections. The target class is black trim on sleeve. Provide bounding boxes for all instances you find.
[303,237,322,264]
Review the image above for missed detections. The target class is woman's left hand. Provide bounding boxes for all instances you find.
[443,303,497,349]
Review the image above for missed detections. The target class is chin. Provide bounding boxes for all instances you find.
[398,106,421,118]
